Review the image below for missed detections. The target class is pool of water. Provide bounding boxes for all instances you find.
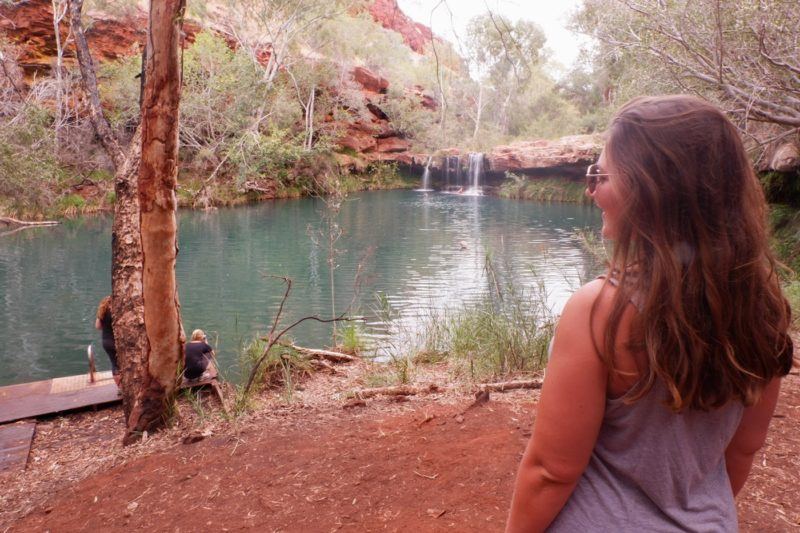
[0,190,600,385]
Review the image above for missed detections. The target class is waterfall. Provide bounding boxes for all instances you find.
[466,153,484,195]
[417,156,433,192]
[444,155,460,190]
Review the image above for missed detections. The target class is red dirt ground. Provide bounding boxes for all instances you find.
[6,369,800,532]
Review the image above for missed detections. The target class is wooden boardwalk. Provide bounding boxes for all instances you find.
[0,421,36,473]
[0,371,119,425]
[0,363,224,472]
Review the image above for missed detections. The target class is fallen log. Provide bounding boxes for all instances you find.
[349,379,542,400]
[353,384,439,399]
[278,342,358,363]
[479,379,543,393]
[241,181,273,194]
[309,358,339,374]
[0,216,59,227]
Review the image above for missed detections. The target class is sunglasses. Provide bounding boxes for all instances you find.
[585,163,612,194]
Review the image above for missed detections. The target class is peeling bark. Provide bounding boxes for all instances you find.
[124,0,186,444]
[68,0,148,438]
[111,126,147,425]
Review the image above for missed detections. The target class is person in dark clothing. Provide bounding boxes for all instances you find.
[94,295,120,386]
[184,329,214,381]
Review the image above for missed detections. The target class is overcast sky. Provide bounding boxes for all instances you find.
[396,0,589,74]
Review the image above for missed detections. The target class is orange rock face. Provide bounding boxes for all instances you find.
[0,0,435,167]
[0,0,147,76]
[367,0,433,54]
[352,66,389,94]
[486,135,603,174]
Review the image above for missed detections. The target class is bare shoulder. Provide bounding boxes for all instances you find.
[556,278,635,360]
[560,278,617,322]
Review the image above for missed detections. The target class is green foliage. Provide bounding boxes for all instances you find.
[374,256,555,383]
[465,14,546,82]
[57,194,86,210]
[770,204,800,274]
[499,174,590,204]
[318,12,439,90]
[761,171,800,207]
[380,86,437,146]
[232,334,313,412]
[570,0,800,145]
[784,280,800,327]
[337,321,366,355]
[0,103,66,215]
[99,52,142,129]
[441,258,554,381]
[181,388,210,424]
[766,203,800,324]
[229,129,305,183]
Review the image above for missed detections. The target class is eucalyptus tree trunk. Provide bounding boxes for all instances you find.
[50,0,69,154]
[68,0,148,427]
[110,126,148,427]
[305,84,315,151]
[472,83,483,142]
[124,0,186,445]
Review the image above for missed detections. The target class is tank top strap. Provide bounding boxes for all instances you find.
[598,272,644,312]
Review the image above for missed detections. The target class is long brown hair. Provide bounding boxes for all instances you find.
[96,295,112,321]
[598,95,794,411]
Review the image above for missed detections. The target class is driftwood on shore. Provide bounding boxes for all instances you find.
[277,342,358,363]
[349,379,542,400]
[0,216,59,227]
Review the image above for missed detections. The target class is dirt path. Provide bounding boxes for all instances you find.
[3,368,799,531]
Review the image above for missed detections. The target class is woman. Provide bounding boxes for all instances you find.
[184,329,214,381]
[95,295,120,386]
[507,95,794,532]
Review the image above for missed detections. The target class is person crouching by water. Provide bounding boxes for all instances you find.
[184,329,214,381]
[95,295,121,387]
[506,95,794,532]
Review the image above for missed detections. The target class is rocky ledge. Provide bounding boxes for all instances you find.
[486,135,602,175]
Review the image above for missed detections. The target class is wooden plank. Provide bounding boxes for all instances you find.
[180,361,226,413]
[179,360,219,389]
[0,373,119,424]
[0,421,36,473]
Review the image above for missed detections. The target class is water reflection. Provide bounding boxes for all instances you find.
[0,190,599,385]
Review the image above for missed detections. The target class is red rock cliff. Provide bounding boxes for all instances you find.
[0,0,435,168]
[367,0,433,54]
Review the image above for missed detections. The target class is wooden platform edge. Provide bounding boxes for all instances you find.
[0,420,36,473]
[0,374,119,425]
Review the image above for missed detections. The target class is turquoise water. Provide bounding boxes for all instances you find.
[0,190,599,386]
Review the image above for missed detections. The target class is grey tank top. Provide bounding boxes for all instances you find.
[547,277,745,532]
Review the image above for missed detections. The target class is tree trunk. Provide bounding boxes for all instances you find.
[68,0,125,169]
[68,0,149,440]
[51,0,68,154]
[124,0,186,445]
[499,91,512,136]
[472,83,483,142]
[110,126,147,424]
[305,85,315,151]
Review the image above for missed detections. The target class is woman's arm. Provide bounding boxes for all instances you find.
[506,280,612,532]
[725,377,782,496]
